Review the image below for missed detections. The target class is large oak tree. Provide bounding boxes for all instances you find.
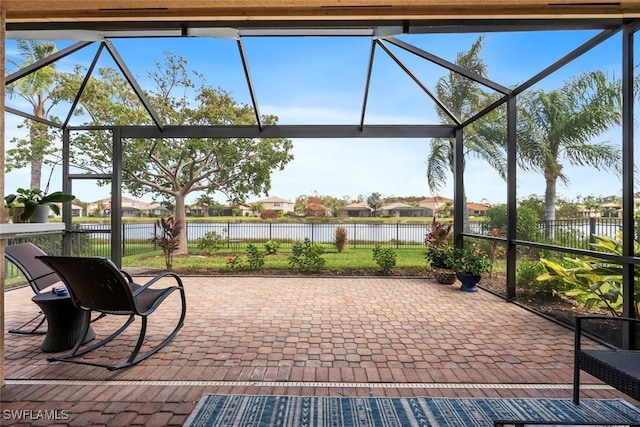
[59,53,293,254]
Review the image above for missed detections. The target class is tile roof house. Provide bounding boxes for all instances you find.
[251,196,295,215]
[419,196,453,216]
[382,202,432,217]
[341,201,372,217]
[466,203,490,216]
[86,196,162,217]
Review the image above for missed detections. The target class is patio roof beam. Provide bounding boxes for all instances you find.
[237,39,263,132]
[376,39,462,126]
[463,25,622,129]
[103,39,165,131]
[5,107,62,129]
[62,43,105,128]
[4,40,94,86]
[512,27,620,96]
[384,36,511,95]
[359,39,376,131]
[115,124,455,139]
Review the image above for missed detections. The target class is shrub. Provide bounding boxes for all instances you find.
[226,255,242,270]
[334,226,348,253]
[484,204,542,242]
[260,210,278,219]
[264,240,280,255]
[246,243,265,269]
[372,245,396,275]
[197,229,227,255]
[516,260,545,290]
[538,232,640,317]
[226,244,265,270]
[288,238,326,271]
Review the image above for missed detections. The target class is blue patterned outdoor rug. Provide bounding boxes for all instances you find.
[183,395,640,426]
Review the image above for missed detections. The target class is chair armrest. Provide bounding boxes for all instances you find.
[131,271,184,297]
[119,269,134,283]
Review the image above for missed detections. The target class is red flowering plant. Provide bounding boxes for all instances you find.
[424,217,452,248]
[453,244,491,276]
[424,218,455,269]
[226,256,239,269]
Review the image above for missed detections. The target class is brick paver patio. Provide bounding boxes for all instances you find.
[1,275,637,426]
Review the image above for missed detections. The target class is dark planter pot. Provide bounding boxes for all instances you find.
[433,267,457,285]
[456,272,481,292]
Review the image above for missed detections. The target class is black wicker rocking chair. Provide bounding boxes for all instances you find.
[36,255,187,371]
[5,242,62,334]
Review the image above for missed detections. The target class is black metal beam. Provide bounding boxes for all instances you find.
[5,107,62,128]
[103,40,165,131]
[5,41,94,86]
[63,43,105,128]
[116,124,455,139]
[62,128,72,256]
[512,27,620,96]
[237,39,263,131]
[464,26,620,130]
[621,26,635,326]
[506,97,517,302]
[111,127,123,267]
[384,36,511,95]
[453,128,464,249]
[359,39,376,131]
[376,39,461,126]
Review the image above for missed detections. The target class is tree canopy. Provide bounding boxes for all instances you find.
[58,52,293,253]
[5,40,60,189]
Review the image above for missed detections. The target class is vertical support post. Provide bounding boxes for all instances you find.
[453,128,464,249]
[0,4,6,387]
[621,26,635,347]
[111,128,123,267]
[506,97,518,301]
[62,128,72,255]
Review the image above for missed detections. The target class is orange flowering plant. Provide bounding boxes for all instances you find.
[453,245,491,276]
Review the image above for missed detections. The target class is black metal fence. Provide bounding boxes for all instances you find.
[4,218,633,282]
[79,221,433,255]
[470,217,628,249]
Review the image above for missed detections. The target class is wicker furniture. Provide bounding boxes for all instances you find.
[5,242,62,334]
[573,315,640,404]
[36,255,187,371]
[31,291,96,352]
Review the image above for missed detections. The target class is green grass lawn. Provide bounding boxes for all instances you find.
[123,246,430,274]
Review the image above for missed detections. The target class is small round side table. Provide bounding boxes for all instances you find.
[31,291,96,353]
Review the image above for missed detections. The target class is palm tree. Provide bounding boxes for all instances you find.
[426,36,506,231]
[195,194,215,216]
[6,40,59,189]
[517,70,621,227]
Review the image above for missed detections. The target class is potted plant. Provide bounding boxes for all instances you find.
[453,244,491,292]
[425,243,458,284]
[424,218,457,284]
[5,187,75,223]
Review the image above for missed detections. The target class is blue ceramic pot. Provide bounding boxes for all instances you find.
[456,272,480,292]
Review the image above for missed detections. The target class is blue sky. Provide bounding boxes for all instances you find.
[4,29,629,206]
